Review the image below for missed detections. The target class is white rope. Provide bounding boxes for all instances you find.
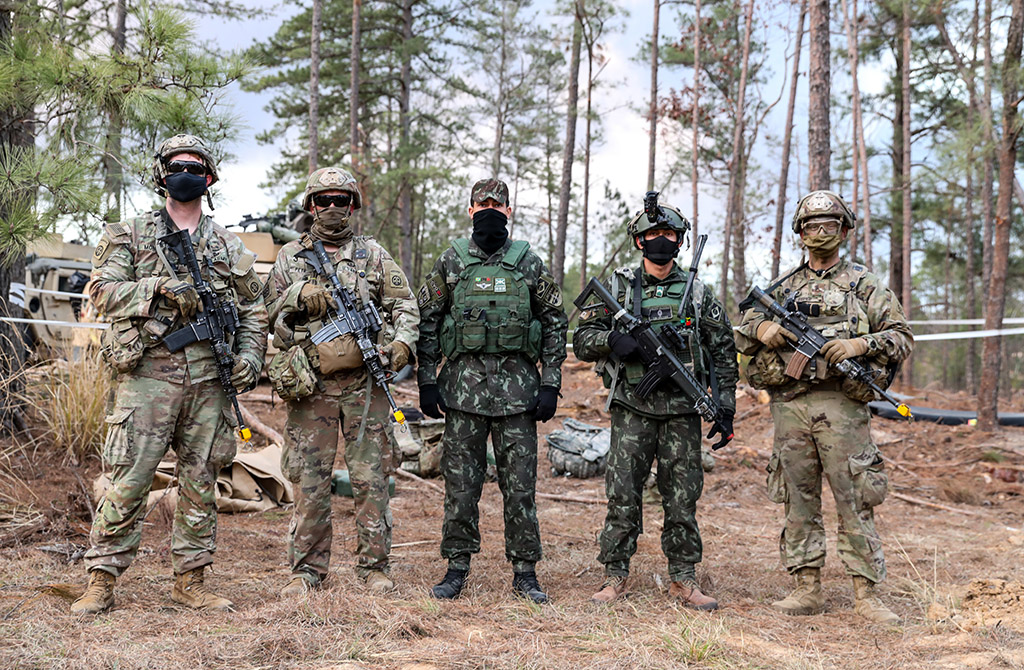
[22,287,91,300]
[0,317,108,330]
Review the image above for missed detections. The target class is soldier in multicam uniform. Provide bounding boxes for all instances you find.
[72,134,268,614]
[574,195,737,608]
[267,167,419,596]
[735,190,913,624]
[416,179,568,603]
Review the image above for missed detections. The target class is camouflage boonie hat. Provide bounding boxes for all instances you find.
[470,178,509,206]
[792,190,856,233]
[302,166,363,211]
[152,134,219,195]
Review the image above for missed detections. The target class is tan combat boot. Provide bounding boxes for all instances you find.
[172,567,233,611]
[591,576,628,603]
[771,567,825,616]
[669,581,719,611]
[364,570,395,593]
[281,575,312,598]
[852,576,900,624]
[70,569,116,614]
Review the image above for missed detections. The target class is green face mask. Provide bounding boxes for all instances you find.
[802,232,842,258]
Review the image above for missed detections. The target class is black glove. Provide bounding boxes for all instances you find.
[706,409,735,451]
[419,384,448,419]
[608,331,641,361]
[527,385,559,422]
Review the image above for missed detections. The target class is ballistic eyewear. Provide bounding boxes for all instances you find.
[312,193,353,209]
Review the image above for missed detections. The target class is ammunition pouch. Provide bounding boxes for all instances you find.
[316,334,363,375]
[849,449,888,510]
[765,452,787,504]
[100,319,144,373]
[268,345,318,401]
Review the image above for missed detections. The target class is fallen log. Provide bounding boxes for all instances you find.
[891,492,987,517]
[238,402,284,446]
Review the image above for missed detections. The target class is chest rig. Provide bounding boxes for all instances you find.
[440,238,541,361]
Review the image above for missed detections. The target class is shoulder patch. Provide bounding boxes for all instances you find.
[384,268,409,298]
[535,273,563,308]
[92,222,132,266]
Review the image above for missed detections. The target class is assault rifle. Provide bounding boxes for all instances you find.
[738,285,912,419]
[159,229,253,442]
[574,235,730,445]
[301,240,407,427]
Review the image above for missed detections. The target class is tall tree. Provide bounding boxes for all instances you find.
[690,0,701,240]
[900,0,913,387]
[310,0,323,173]
[553,1,583,286]
[977,0,1024,429]
[648,0,660,191]
[807,0,830,189]
[772,0,806,279]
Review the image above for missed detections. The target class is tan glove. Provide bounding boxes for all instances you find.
[157,278,201,320]
[756,320,797,350]
[383,341,411,371]
[820,337,869,365]
[230,356,258,392]
[300,282,332,320]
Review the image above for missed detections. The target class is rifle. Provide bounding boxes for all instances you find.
[300,240,407,428]
[158,229,253,442]
[738,285,912,418]
[573,239,727,441]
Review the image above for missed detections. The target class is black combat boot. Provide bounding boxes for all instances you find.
[512,570,549,604]
[430,568,468,599]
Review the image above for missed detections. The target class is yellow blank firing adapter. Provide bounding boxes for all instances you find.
[239,427,252,442]
[393,409,406,426]
[897,404,912,419]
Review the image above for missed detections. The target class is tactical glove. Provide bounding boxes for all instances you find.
[157,279,201,320]
[383,341,411,371]
[300,282,332,320]
[607,331,641,361]
[419,383,448,419]
[528,386,559,423]
[756,320,797,350]
[706,409,735,451]
[820,337,869,365]
[230,356,259,393]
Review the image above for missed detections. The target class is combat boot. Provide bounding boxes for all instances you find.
[669,581,719,611]
[772,567,824,615]
[70,569,116,614]
[281,575,313,598]
[364,570,395,593]
[172,567,233,611]
[512,570,549,604]
[852,576,900,624]
[430,568,468,600]
[591,576,628,603]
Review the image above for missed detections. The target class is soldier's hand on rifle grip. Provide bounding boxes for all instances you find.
[820,337,869,365]
[419,383,447,419]
[608,331,641,361]
[299,282,331,320]
[157,278,201,320]
[230,356,258,393]
[756,321,797,350]
[383,341,411,371]
[707,409,735,451]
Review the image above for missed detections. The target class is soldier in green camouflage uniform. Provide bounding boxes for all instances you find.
[72,134,268,614]
[417,179,567,603]
[267,167,419,596]
[735,190,913,624]
[574,194,737,609]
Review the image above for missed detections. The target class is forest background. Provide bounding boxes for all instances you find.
[2,0,1024,430]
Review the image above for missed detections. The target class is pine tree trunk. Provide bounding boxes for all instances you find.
[981,0,995,299]
[807,0,830,190]
[349,0,362,232]
[851,0,871,268]
[309,0,322,173]
[900,0,913,388]
[581,43,594,293]
[691,0,701,240]
[648,0,659,191]
[553,2,583,286]
[397,0,414,274]
[772,0,806,279]
[966,0,980,389]
[889,43,904,297]
[977,0,1024,430]
[102,0,127,224]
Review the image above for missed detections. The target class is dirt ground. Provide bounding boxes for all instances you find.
[3,358,1024,669]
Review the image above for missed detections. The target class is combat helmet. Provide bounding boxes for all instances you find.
[626,190,691,239]
[152,134,219,196]
[302,167,363,212]
[791,190,856,233]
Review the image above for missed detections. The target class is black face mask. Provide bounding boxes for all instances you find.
[472,208,509,255]
[640,235,680,266]
[164,172,209,203]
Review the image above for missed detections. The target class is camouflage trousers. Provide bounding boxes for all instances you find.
[440,408,541,571]
[599,406,703,583]
[768,389,888,583]
[85,375,236,577]
[281,380,397,584]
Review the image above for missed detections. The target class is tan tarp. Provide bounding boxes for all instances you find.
[93,444,294,514]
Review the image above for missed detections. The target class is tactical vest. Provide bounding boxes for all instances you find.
[775,262,872,381]
[439,238,541,360]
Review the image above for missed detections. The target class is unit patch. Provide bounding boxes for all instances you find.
[494,277,507,293]
[474,277,493,292]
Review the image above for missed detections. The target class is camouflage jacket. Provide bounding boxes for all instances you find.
[268,233,420,395]
[416,238,568,416]
[574,263,738,418]
[735,258,914,400]
[89,209,268,383]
